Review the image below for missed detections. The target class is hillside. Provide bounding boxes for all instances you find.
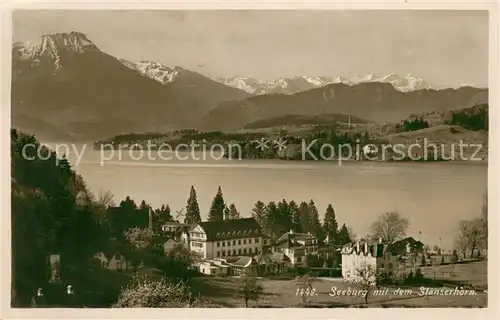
[200,83,487,131]
[11,32,249,141]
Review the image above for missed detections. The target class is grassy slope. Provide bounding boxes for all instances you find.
[191,260,487,307]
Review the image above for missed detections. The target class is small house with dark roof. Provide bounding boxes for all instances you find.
[341,239,402,281]
[188,217,265,259]
[390,237,424,256]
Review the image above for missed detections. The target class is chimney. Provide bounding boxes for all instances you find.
[378,237,382,244]
[364,241,368,253]
[289,229,293,235]
[356,241,360,253]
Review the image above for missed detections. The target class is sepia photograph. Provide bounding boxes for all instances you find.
[5,5,494,312]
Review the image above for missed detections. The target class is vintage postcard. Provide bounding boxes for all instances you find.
[2,0,498,319]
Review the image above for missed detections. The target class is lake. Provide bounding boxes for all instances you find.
[60,145,487,250]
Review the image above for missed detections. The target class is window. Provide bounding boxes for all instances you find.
[227,251,231,256]
[233,249,237,255]
[227,241,231,247]
[249,239,252,244]
[264,239,267,245]
[238,249,242,255]
[217,251,220,257]
[238,240,241,245]
[297,257,301,262]
[233,240,236,245]
[381,263,385,268]
[243,239,247,244]
[217,242,220,247]
[255,238,260,243]
[222,241,226,247]
[222,250,226,256]
[243,248,247,254]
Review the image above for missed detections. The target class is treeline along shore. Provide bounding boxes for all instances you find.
[92,103,488,162]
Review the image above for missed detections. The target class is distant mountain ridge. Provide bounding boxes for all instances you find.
[218,72,435,95]
[201,82,488,131]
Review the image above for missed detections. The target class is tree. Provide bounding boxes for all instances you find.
[207,186,225,221]
[161,246,199,282]
[155,204,172,231]
[228,203,241,220]
[295,274,316,303]
[264,201,280,238]
[308,200,324,241]
[298,201,310,235]
[238,274,263,308]
[223,204,230,220]
[114,276,192,307]
[251,201,267,228]
[94,189,115,223]
[185,186,201,226]
[481,190,488,251]
[289,200,301,232]
[323,204,338,244]
[455,218,484,259]
[337,224,351,245]
[124,227,152,250]
[355,264,376,304]
[370,211,409,243]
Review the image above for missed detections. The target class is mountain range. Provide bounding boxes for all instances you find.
[11,32,249,140]
[218,73,433,95]
[11,31,488,141]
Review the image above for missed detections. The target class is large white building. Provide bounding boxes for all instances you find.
[341,239,401,281]
[188,217,265,259]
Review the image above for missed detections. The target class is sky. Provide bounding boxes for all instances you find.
[12,10,489,88]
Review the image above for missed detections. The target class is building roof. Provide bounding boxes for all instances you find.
[277,231,317,243]
[230,256,256,268]
[275,239,303,249]
[196,218,264,241]
[391,237,424,253]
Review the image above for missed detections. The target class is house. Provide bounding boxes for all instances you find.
[390,237,424,256]
[188,217,265,259]
[254,252,291,275]
[93,251,134,271]
[198,258,231,276]
[270,230,319,266]
[341,239,401,281]
[230,256,258,276]
[161,221,190,234]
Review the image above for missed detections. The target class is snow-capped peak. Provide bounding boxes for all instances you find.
[122,60,184,84]
[13,31,99,62]
[218,72,432,95]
